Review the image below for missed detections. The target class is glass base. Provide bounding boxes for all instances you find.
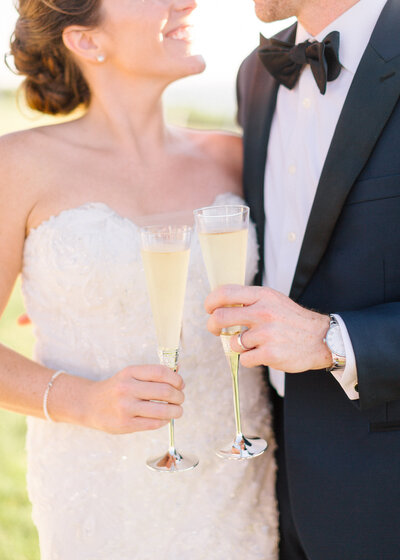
[146,450,199,473]
[216,434,268,460]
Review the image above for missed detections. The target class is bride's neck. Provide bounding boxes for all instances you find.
[82,72,170,156]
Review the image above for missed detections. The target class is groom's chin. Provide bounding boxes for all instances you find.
[254,0,296,23]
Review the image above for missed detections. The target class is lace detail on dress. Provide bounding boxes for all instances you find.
[22,193,278,560]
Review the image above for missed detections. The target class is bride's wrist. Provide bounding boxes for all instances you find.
[45,371,95,427]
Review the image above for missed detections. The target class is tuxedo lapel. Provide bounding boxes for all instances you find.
[243,56,278,281]
[290,0,400,302]
[243,24,296,283]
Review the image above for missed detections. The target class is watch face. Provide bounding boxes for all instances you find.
[326,324,346,357]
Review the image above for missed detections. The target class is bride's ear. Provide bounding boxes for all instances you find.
[62,26,106,65]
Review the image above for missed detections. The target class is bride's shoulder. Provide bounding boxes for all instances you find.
[183,128,242,162]
[0,125,65,221]
[0,121,75,187]
[0,118,81,152]
[180,128,243,193]
[0,130,43,260]
[0,125,59,166]
[0,127,35,153]
[0,129,38,185]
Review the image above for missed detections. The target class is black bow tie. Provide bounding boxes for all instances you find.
[258,31,342,95]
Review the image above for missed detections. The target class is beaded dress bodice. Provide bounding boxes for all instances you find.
[22,193,278,560]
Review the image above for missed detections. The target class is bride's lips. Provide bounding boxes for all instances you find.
[164,25,194,43]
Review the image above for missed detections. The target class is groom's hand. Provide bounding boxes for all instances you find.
[205,285,332,372]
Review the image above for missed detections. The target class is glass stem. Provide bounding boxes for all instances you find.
[158,348,179,454]
[169,419,176,454]
[220,333,242,436]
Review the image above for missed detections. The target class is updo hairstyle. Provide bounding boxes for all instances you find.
[10,0,103,115]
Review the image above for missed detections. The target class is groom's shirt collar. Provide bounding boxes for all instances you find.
[296,0,388,75]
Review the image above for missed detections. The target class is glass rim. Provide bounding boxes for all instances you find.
[193,204,249,219]
[140,224,193,233]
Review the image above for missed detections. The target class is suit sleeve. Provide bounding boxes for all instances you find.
[339,302,400,410]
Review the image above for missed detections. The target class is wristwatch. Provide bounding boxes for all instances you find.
[323,315,346,372]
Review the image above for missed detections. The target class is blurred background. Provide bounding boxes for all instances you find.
[0,1,290,558]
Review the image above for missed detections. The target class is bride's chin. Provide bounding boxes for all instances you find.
[180,54,207,77]
[191,55,207,74]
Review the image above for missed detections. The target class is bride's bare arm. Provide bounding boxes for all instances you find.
[0,133,184,434]
[0,341,184,434]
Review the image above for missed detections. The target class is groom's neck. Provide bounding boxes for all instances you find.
[297,0,360,36]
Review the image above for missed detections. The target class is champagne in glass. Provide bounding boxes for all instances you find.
[194,205,268,460]
[140,225,198,472]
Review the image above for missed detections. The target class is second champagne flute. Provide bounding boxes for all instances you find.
[194,205,268,460]
[140,224,198,473]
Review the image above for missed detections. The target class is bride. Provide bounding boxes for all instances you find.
[1,0,277,558]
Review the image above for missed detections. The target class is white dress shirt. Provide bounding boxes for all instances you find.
[263,0,387,398]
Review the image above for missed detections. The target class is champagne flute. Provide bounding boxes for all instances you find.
[140,224,199,472]
[194,205,268,460]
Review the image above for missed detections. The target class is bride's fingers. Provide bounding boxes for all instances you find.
[129,417,169,432]
[132,380,185,405]
[126,365,184,390]
[134,400,183,421]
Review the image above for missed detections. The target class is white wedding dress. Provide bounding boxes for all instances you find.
[22,193,278,560]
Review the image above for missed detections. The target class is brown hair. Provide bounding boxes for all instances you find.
[10,0,103,115]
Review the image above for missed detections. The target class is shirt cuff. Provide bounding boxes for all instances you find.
[330,314,359,400]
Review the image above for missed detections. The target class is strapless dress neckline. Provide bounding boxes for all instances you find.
[26,192,239,241]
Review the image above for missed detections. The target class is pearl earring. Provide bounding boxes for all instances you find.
[97,54,105,63]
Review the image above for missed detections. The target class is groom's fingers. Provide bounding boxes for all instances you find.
[204,284,262,314]
[207,306,253,335]
[230,329,256,353]
[230,326,270,354]
[239,347,266,369]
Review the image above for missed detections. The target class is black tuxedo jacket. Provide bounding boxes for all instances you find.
[237,1,400,558]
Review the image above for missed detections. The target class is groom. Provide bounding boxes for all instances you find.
[206,0,400,558]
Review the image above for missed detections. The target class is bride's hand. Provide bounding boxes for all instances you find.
[84,365,185,434]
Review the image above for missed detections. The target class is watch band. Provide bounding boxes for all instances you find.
[329,354,346,372]
[324,315,346,373]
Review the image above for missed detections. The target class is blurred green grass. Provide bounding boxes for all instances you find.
[0,89,237,136]
[0,277,38,560]
[0,89,235,559]
[0,89,57,560]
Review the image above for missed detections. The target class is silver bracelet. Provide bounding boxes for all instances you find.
[43,370,66,422]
